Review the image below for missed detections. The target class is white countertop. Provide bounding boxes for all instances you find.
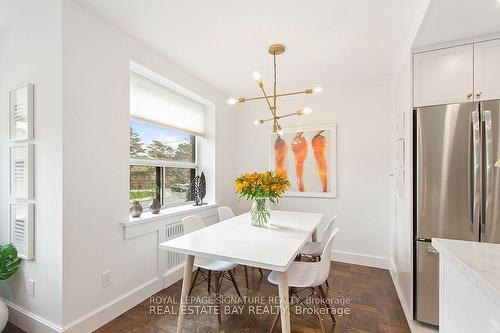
[432,238,500,308]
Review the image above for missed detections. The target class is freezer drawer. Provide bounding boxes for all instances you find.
[415,241,439,326]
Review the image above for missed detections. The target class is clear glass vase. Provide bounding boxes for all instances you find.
[251,197,271,226]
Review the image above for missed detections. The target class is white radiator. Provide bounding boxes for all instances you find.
[164,223,185,270]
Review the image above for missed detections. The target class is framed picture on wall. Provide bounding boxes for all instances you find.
[10,143,34,200]
[9,83,34,141]
[269,124,337,198]
[10,202,35,260]
[395,112,405,140]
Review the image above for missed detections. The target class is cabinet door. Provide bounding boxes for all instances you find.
[474,39,500,101]
[413,45,473,107]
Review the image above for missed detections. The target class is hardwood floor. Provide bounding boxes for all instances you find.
[4,262,410,333]
[95,262,410,333]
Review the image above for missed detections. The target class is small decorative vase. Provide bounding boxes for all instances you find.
[150,199,161,214]
[129,200,143,218]
[0,299,8,332]
[250,197,271,226]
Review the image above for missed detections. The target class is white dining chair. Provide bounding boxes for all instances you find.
[182,215,243,324]
[217,206,264,288]
[298,215,338,288]
[267,228,340,333]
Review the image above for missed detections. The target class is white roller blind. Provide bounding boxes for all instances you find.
[130,73,205,136]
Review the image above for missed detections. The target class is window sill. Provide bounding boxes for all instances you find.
[122,203,220,239]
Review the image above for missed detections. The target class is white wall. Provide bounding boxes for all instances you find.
[0,0,64,329]
[60,0,236,328]
[392,54,414,316]
[233,81,395,267]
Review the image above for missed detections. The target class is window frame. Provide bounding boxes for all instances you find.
[129,119,198,209]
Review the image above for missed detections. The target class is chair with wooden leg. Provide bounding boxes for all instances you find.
[182,215,243,324]
[298,215,338,288]
[218,206,264,289]
[267,228,340,333]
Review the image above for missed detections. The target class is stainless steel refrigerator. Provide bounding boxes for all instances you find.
[414,100,500,326]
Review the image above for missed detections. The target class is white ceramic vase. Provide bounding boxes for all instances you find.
[0,298,8,331]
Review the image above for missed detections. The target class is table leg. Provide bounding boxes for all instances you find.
[277,271,291,333]
[312,229,318,242]
[177,255,194,333]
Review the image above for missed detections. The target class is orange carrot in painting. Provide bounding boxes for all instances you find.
[312,130,328,192]
[291,132,308,192]
[274,135,288,179]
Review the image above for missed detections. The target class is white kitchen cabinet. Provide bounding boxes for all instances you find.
[474,39,500,101]
[413,44,474,107]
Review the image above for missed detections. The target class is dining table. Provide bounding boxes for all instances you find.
[159,209,324,333]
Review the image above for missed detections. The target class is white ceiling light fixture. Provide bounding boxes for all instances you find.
[227,43,321,133]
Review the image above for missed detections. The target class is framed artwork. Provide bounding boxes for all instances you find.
[10,144,34,200]
[269,124,337,198]
[395,112,405,140]
[395,140,405,168]
[10,202,35,260]
[9,83,34,141]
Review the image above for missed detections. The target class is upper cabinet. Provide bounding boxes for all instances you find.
[474,39,500,101]
[413,38,500,107]
[413,45,473,107]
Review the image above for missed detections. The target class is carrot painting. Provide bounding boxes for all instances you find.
[291,132,308,192]
[274,135,288,179]
[312,130,328,192]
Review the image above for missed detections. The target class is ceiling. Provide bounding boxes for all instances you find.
[78,0,428,97]
[414,0,500,48]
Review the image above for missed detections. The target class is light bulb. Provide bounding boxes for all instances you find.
[253,71,261,81]
[303,107,312,115]
[254,119,264,126]
[313,86,323,94]
[278,129,284,136]
[227,98,237,105]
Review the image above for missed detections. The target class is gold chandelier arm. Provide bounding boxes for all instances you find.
[236,89,314,103]
[257,82,274,114]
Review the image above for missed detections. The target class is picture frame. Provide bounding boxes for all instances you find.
[10,202,35,260]
[395,112,405,140]
[10,143,34,200]
[269,124,337,198]
[9,83,34,142]
[395,140,405,168]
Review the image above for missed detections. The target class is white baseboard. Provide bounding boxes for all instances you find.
[3,299,62,333]
[331,250,391,269]
[63,277,164,333]
[4,277,167,333]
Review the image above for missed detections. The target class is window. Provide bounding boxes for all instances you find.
[129,120,197,208]
[129,72,205,210]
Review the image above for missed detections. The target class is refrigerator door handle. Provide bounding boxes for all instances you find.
[483,110,493,234]
[471,111,481,231]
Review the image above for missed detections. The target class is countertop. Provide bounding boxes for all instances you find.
[432,238,500,308]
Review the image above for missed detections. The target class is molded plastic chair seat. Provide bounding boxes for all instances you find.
[194,257,238,272]
[268,261,318,288]
[268,228,339,289]
[299,242,322,257]
[300,215,338,257]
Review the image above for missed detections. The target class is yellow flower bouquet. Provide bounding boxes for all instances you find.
[234,170,290,226]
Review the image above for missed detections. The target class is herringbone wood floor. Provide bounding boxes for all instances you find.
[5,262,410,333]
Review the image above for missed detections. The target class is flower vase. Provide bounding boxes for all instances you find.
[250,197,271,226]
[129,200,143,218]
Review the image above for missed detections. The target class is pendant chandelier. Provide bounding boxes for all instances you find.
[227,43,322,135]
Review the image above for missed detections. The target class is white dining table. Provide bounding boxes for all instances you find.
[159,210,324,333]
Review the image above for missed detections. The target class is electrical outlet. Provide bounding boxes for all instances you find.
[101,271,111,288]
[28,280,35,297]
